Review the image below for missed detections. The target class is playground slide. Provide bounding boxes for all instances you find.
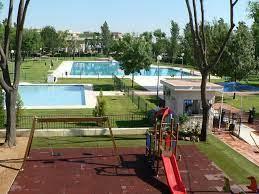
[162,155,187,194]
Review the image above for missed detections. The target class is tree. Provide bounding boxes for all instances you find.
[167,20,180,63]
[40,26,58,54]
[153,29,167,57]
[229,22,256,81]
[185,0,238,141]
[212,22,256,81]
[207,19,231,77]
[111,34,153,88]
[0,0,31,147]
[182,23,194,66]
[140,31,153,44]
[22,29,42,56]
[248,1,259,65]
[101,21,112,56]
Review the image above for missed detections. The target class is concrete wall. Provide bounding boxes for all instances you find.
[0,128,148,137]
[163,85,215,115]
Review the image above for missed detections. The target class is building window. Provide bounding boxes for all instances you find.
[183,99,201,115]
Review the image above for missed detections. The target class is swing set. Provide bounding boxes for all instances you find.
[21,116,121,171]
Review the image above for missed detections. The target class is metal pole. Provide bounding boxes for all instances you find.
[219,92,224,130]
[156,60,160,103]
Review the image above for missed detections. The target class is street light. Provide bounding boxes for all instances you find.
[181,53,185,66]
[10,50,14,61]
[156,55,162,104]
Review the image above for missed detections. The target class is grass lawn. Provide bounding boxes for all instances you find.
[57,78,146,91]
[217,93,259,118]
[23,96,141,116]
[140,96,158,109]
[30,134,259,184]
[57,78,116,91]
[9,57,107,83]
[17,59,61,83]
[196,135,259,184]
[32,135,146,148]
[20,96,149,128]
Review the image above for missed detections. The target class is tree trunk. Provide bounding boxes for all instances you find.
[131,74,134,88]
[4,89,17,147]
[200,72,209,141]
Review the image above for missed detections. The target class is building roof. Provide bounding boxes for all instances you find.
[161,79,223,92]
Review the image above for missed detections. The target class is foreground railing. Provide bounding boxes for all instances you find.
[0,114,152,129]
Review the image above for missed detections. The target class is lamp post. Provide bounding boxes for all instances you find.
[181,53,185,66]
[10,50,14,61]
[156,55,162,104]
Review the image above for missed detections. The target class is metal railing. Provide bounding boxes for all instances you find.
[0,114,152,129]
[112,74,156,112]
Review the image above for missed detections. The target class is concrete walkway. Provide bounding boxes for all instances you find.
[238,124,259,147]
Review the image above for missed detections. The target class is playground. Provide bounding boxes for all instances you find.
[9,146,230,194]
[3,109,259,193]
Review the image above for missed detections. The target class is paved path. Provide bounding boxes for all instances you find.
[0,137,28,194]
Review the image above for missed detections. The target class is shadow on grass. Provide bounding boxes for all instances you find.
[115,119,151,128]
[93,85,115,91]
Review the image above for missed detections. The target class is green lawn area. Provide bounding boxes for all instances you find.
[9,57,107,83]
[23,96,141,116]
[30,134,259,184]
[32,135,146,148]
[196,135,259,184]
[57,78,146,91]
[57,78,116,91]
[20,96,150,128]
[217,93,259,118]
[140,96,158,109]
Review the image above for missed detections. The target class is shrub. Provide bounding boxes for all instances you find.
[93,90,106,117]
[16,94,23,126]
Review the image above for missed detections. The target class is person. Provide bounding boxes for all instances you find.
[248,107,256,124]
[51,59,54,67]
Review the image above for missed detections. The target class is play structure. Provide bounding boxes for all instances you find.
[146,107,187,194]
[21,116,121,170]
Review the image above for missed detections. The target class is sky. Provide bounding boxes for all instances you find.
[0,0,253,35]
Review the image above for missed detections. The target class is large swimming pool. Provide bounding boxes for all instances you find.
[70,61,193,76]
[219,82,259,92]
[19,85,86,107]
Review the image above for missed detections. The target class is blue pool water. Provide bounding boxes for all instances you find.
[219,82,259,92]
[19,85,85,106]
[70,61,193,76]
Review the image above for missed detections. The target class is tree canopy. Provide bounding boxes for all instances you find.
[101,21,112,56]
[111,33,153,87]
[40,26,58,53]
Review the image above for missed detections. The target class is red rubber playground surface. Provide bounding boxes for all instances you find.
[9,145,231,194]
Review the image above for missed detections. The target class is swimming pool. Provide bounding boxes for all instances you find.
[70,61,193,77]
[219,82,259,92]
[19,85,86,107]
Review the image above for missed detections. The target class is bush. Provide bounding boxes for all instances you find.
[179,122,201,142]
[176,114,189,125]
[92,90,106,117]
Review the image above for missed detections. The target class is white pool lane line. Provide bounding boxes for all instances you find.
[20,84,97,109]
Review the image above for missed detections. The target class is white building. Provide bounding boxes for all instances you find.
[161,79,223,115]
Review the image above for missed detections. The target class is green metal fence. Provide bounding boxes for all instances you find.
[112,74,156,112]
[0,114,152,129]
